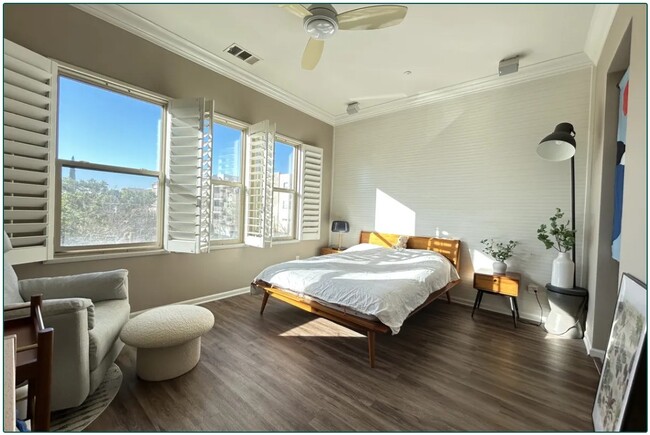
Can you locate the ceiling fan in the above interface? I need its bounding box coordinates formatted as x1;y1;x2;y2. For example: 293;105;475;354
280;4;408;70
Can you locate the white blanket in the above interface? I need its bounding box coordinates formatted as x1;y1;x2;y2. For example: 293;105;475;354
254;244;460;334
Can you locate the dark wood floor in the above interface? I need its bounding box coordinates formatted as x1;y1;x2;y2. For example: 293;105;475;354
87;294;599;431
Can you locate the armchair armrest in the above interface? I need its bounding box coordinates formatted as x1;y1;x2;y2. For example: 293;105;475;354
19;269;128;303
4;298;95;329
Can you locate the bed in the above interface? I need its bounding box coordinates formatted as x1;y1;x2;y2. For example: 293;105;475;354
251;231;461;367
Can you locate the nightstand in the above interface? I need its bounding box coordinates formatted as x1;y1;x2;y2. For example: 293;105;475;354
320;247;346;255
472;270;521;327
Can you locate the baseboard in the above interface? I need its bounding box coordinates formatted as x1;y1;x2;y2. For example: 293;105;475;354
583;333;606;360
130;287;250;317
452;294;545;324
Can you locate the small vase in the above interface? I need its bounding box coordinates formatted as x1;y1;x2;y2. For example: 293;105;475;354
551;252;574;288
493;261;507;274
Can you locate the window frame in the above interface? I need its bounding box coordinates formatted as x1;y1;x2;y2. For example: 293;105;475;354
54;66;168;255
272;134;300;241
210;114;248;246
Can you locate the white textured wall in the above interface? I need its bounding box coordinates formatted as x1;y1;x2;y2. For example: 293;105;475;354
331;69;592;320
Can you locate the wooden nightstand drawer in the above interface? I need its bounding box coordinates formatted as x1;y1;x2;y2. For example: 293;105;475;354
320;247;345;255
474;273;520;297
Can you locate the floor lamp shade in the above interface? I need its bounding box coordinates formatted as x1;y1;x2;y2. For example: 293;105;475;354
537;122;576;161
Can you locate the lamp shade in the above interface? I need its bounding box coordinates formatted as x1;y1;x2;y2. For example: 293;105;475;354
331;221;349;233
537;122;576;161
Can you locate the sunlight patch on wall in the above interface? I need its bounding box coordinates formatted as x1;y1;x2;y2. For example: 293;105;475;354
471;249;497;271
374;189;415;235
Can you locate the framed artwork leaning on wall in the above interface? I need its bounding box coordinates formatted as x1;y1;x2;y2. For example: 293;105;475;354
592;273;647;431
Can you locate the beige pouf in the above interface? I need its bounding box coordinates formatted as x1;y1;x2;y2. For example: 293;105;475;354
120;305;214;381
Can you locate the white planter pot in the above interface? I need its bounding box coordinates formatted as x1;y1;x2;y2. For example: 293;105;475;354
493;261;507;274
551;252;574;288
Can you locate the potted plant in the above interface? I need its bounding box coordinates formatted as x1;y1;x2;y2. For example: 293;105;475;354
537;208;576;288
480;238;518;274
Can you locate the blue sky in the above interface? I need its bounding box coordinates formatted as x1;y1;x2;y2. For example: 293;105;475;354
59;76;292;189
58;76;161;171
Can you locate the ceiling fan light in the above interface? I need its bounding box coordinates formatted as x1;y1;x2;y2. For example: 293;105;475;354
304;15;338;40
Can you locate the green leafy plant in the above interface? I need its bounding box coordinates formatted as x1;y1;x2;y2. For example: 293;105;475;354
480;238;518;262
537;208;575;252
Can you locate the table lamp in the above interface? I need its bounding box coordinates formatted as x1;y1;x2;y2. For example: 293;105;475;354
331;221;349;250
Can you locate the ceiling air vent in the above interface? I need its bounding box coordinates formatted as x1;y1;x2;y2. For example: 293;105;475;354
224;43;261;65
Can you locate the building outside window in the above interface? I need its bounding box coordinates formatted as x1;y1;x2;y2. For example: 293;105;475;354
211;118;245;244
272;139;297;239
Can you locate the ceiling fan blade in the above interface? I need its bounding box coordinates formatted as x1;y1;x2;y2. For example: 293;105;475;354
337;5;408;30
301;38;324;70
279;4;312;18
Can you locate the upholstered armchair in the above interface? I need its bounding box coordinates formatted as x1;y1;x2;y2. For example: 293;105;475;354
3;233;131;411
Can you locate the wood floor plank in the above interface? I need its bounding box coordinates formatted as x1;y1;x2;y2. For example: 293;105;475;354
86;294;598;431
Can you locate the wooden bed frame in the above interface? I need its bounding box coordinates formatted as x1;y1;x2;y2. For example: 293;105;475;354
253;231;461;367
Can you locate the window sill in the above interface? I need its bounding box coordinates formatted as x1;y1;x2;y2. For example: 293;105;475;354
210;243;246;250
46;249;169;264
272;239;300;245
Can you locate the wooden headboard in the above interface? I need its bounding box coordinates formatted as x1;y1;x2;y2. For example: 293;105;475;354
359;231;461;269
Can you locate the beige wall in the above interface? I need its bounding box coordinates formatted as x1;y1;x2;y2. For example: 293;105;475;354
585;4;647;351
332;69;592;321
4;4;334;311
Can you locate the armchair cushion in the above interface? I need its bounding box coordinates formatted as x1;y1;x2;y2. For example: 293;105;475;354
4;262;22;304
19;269;129;303
3;232;22;304
88;299;130;371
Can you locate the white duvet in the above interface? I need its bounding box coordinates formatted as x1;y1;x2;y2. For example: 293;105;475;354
254;244;460;334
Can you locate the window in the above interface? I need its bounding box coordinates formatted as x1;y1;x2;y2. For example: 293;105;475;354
272;139;298;239
56;72;166;251
211;118;246;244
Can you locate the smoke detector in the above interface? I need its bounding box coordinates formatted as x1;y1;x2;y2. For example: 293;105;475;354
499;56;519;76
346;102;360;115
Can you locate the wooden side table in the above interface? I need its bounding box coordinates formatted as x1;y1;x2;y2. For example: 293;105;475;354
3;295;53;431
320;247;346;255
472;270;521;327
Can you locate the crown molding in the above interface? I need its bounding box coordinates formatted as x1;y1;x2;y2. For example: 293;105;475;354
74;4;336;126
335;53;594;125
75;4;596;129
584;4;619;65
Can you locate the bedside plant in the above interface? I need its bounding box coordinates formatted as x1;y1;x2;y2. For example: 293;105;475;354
537;208;575;252
537;208;575;289
480;238;518;274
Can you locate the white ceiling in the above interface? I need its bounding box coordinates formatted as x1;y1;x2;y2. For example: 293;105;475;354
84;4;597;123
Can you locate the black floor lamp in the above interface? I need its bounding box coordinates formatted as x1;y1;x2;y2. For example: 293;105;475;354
537;122;577;286
537;122;588;338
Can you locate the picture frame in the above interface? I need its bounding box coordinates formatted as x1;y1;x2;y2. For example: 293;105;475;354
592;273;647;431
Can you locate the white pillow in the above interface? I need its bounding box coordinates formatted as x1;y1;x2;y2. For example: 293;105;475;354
344;243;385;253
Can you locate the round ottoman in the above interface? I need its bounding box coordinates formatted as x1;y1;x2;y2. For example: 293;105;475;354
120;305;214;381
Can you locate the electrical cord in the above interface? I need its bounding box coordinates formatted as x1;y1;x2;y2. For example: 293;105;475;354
518;289;544;327
541;294;588;335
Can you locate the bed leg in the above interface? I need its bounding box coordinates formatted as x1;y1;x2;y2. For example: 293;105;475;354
446;291;452;304
260;291;270;315
367;331;376;368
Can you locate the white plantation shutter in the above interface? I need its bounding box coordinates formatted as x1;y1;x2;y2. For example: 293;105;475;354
298;144;323;240
164;98;213;253
3;39;56;264
244;120;275;248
